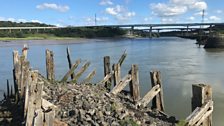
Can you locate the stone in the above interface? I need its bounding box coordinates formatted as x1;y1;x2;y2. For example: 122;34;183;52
53;119;68;126
69;110;76;116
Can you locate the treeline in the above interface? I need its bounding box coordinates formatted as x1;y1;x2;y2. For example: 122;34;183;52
0;21;127;38
51;27;126;38
0;21;53;27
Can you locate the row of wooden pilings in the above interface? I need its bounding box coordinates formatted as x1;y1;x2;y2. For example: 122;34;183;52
4;45;213;126
100;52;213;126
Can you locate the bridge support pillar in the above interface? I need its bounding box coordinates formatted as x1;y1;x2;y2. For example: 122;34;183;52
186;25;189;36
9;29;11;33
149;26;152;38
131;26;134;36
209;25;212;35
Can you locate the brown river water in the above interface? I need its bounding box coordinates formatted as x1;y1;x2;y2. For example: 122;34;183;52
0;37;223;125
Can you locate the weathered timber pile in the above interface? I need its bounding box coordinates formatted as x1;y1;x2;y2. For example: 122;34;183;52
43;82;175;126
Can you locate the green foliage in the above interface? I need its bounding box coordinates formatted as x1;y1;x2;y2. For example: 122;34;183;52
176;120;187;126
0;21;127;38
119;118;139;126
52;27;126;38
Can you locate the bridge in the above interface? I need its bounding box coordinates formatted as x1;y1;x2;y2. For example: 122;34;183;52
0;22;224;37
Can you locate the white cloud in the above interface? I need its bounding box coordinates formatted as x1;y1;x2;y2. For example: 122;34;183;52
105;5;123;15
151;0;207;17
84;17;109;25
188;16;195;21
0;17;43;24
31;20;42;23
8;18;16;22
106;8;118;15
105;5;136;21
99;0;113;6
215;10;223;14
18;19;27;22
36;3;69;12
209;16;221;22
161;18;177;23
194;11;207;16
151;3;187;17
190;1;207;10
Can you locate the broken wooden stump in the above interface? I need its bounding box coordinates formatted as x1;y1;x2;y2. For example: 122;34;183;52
110;74;132;95
7;79;10;98
25;71;43;126
150;71;164;111
66;47;74;79
22;44;28;59
104;56;112;91
113;64;121;86
117;50;127;66
129;64;140;103
81;69;96;84
188;84;213;126
136;85;160;108
60;59;81;82
186;100;213;126
72;61;90;82
97;71;114;85
46;49;55;82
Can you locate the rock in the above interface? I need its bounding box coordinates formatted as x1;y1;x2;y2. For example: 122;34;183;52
105;111;111;116
87;109;95;116
69;110;75;116
40;83;175;126
53;119;68;126
111;121;120;126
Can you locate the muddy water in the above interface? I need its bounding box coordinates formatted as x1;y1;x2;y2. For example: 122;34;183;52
0;37;223;125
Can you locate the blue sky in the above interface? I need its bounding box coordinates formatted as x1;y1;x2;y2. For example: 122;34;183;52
0;0;223;26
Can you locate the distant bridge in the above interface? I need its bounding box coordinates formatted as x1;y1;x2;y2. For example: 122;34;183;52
0;22;223;37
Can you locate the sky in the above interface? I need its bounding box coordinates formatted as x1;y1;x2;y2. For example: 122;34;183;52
0;0;223;26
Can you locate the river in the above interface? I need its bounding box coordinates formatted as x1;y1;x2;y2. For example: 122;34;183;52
0;37;223;125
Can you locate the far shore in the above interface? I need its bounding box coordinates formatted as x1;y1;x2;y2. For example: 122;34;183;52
0;35;140;46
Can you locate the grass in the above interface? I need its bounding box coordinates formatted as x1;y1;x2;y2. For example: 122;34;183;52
176;120;187;126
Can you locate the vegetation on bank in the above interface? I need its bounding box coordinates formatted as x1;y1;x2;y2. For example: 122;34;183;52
0;21;127;40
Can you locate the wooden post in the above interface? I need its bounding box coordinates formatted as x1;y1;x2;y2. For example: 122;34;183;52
26;71;41;126
42;99;56;126
13;50;19;67
113;64;121;86
186;100;213;126
19;56;25;97
22;44;28;59
136;85;160;108
81;69;96;84
67;47;74;79
60;59;81;82
110;74;132;95
192;84;212;126
73;62;90;82
46;49;55;82
104;56;111;91
7;80;10;98
129;64;140;103
13;50;20;101
150;71;164;111
117;51;127;66
20;60;30;98
10;85;13;97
